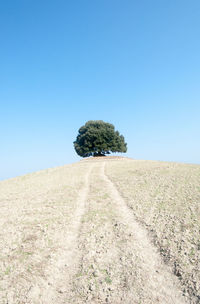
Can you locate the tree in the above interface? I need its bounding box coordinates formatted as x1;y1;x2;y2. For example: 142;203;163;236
74;120;127;157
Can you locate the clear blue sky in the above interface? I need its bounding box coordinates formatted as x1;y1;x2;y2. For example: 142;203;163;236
0;0;200;180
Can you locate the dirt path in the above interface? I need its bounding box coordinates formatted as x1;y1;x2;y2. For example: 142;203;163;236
101;162;187;303
63;161;187;304
33;163;94;304
0;163;94;304
1;159;189;303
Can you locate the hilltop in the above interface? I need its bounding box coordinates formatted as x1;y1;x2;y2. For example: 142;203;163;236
0;158;199;303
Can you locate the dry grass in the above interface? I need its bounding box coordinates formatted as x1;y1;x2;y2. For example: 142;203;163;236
0;157;199;303
106;159;200;301
0;162;89;303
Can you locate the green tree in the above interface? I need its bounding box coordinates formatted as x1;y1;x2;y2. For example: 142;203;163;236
74;120;127;157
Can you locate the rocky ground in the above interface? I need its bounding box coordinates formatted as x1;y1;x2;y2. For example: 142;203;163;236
0;157;199;303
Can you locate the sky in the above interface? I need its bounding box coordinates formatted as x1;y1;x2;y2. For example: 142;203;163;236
0;0;200;180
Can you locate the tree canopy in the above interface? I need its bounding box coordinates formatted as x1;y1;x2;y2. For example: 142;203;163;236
74;120;127;157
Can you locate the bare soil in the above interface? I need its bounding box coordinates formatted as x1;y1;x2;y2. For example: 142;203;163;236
105;159;200;303
0;157;199;303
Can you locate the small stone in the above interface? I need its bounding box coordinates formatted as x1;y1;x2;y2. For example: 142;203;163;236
89;284;94;291
93;271;98;277
58;288;65;294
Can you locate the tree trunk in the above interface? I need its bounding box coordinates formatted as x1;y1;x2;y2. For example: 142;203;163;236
93;152;106;157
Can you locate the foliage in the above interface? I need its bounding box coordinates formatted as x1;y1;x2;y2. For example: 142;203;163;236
74;120;127;157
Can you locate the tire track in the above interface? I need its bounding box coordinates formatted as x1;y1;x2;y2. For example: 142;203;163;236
13;159;189;303
65;163;125;303
25;163;94;304
65;161;188;303
101;162;187;304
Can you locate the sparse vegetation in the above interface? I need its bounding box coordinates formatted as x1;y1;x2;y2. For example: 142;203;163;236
106;159;200;302
0;157;199;303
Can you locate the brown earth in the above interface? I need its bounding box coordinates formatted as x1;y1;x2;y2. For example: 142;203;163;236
0;157;199;303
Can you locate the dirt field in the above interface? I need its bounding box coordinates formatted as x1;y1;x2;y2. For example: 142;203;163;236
0;157;199;303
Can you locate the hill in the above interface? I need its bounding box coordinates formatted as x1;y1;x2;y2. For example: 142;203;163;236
0;157;199;303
